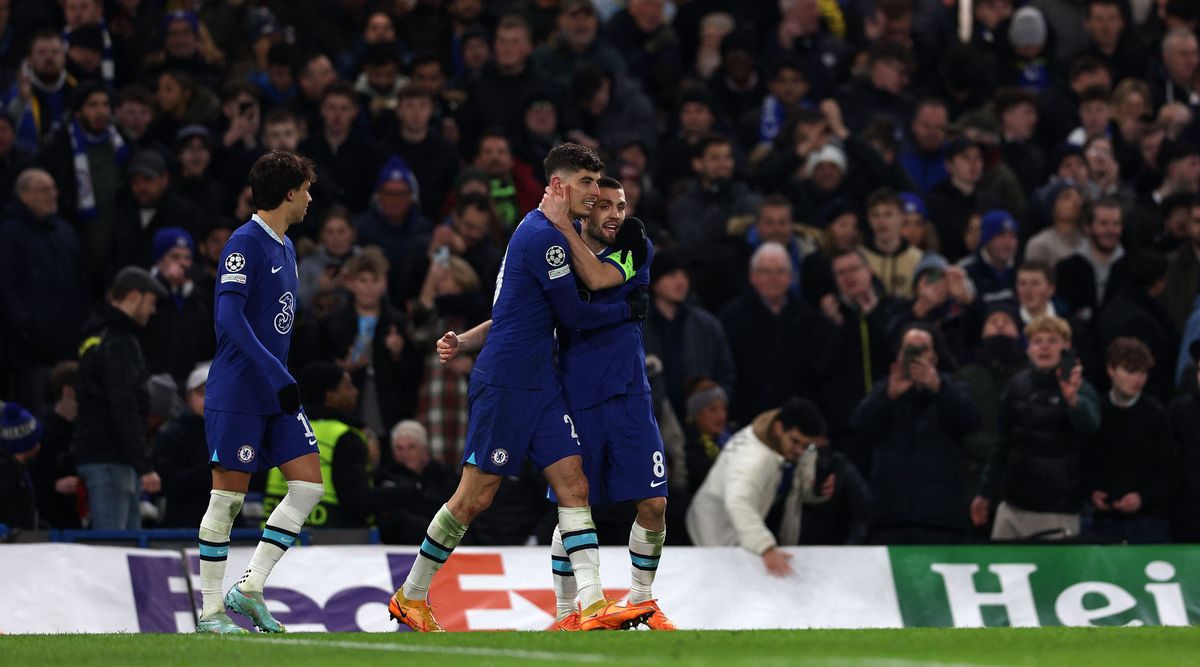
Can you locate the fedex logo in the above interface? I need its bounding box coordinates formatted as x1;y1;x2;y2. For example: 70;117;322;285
127;551;628;633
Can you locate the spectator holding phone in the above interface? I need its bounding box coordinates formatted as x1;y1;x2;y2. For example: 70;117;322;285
1086;338;1174;544
851;323;980;544
972;315;1101;540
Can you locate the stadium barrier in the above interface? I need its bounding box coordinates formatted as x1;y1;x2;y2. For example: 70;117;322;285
0;544;1196;633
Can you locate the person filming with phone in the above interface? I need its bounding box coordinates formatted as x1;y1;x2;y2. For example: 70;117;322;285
851;323;980;544
971;315;1101;540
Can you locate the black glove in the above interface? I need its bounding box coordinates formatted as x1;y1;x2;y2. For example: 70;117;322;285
615;216;648;272
277;382;301;414
626;287;650;321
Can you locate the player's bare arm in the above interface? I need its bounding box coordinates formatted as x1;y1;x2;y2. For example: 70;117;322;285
540;184;624;291
437;319;493;362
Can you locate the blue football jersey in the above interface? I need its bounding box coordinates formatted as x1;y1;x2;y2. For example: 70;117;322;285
472;209;581;390
206;215;299;414
558;238;654;410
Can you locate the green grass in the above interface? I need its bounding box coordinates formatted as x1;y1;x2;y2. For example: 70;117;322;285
5;628;1200;667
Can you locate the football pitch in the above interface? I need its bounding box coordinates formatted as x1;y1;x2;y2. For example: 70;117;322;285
6;627;1199;666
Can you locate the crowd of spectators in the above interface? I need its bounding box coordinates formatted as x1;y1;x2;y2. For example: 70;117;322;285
3;0;1200;556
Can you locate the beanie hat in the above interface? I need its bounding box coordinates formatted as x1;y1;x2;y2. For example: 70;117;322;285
900;192;927;219
1009;6;1047;49
0;402;42;455
650;249;686;287
979;210;1018;248
186;362;211;393
912;253;950;289
803;144;847;178
151;227;195;263
376;154;420;202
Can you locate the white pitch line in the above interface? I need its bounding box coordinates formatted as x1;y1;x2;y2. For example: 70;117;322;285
227;636;610;663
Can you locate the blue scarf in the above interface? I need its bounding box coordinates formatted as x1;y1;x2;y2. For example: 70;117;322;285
69;119;129;220
758;94;786;143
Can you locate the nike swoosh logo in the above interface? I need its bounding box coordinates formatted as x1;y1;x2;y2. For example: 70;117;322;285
271;266;283;273
650;480;667;488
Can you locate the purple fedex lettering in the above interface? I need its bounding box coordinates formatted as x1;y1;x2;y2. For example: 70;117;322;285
128;555;195;633
142;553;420;632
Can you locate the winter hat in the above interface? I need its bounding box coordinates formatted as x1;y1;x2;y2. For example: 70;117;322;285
803;144;847;178
376;155;420;201
163;10;199;35
0;402;42;455
984;300;1021;330
979;210;1018;248
1009;7;1047;49
900;192;928;219
650;249;687;287
912;253;950;289
68;24;106;53
151;227;195;263
147;374;183;421
186;362;211;393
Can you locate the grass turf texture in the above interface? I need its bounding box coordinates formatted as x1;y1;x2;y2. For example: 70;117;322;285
5;628;1199;666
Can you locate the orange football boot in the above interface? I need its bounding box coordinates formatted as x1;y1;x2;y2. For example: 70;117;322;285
388;590;446;632
639;600;677;631
550;611;581;631
579;598;655;631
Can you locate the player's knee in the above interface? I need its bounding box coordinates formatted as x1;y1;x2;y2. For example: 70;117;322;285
638;496;667;524
283;480;324;515
449;489;495;522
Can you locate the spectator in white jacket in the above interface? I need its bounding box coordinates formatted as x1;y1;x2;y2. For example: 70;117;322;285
686;398;834;577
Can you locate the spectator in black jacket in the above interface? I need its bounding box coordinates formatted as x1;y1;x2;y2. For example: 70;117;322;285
0;401;44;531
1087;338;1174;544
390;86;459;222
154;362;212;528
1054;197;1128;324
0;168;88;415
853;323;981;544
719;242;817;426
642;249;736;423
1096;249;1179;401
111;150;205;270
317;248;421;436
71;266;165;530
31;361;81;529
925;137;1005;262
972;314;1102;540
811;249;899;473
376;419;458;545
298;81;385;213
139;228;216;389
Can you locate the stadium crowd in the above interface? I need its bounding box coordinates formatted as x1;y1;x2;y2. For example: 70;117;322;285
2;0;1200;556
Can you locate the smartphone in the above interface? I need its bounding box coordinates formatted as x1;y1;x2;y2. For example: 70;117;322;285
238;101;254;116
923;268;944;284
901;344;922;380
1058;349;1077;378
433;245;450;266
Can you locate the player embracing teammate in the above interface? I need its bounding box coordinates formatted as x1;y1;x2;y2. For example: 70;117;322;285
431;154;675;630
388;143;656;632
